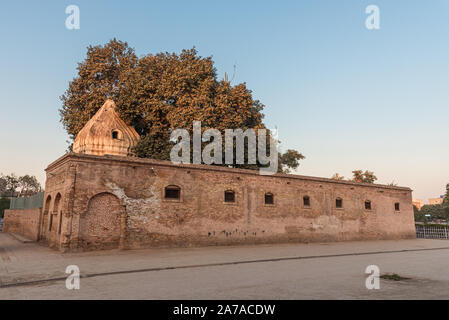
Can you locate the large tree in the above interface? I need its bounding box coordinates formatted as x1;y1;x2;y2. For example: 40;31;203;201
60;39;138;140
60;40;304;173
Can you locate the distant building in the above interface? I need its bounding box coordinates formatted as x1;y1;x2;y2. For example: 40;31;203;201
429;197;444;205
412;199;424;210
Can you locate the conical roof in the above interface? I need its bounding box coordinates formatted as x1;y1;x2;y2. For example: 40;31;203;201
73;100;140;157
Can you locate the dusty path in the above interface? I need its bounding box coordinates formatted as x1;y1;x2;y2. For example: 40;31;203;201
1;233;449;299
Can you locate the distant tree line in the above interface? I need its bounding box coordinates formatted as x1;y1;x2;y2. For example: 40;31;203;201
331;170;378;184
0;173;42;197
0;173;42;218
414;184;449;223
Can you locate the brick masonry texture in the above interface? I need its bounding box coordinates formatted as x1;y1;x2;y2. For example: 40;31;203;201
3;208;42;241
32;152;416;252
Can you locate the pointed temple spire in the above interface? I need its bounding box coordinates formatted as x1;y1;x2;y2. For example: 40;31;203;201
73;100;140;157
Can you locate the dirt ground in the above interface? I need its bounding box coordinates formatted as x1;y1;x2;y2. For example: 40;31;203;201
1;233;449;299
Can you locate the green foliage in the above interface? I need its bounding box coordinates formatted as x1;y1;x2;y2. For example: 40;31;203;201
3;173;19;197
60;40;305;173
0;197;10;218
279;149;305;173
444;183;449;217
420;223;449;228
0;173;42;197
380;274;409;281
60;38;138;140
414;205;426;223
414;183;449;223
18;175;42;196
351;170;377;184
0;177;6;195
419;204;448;220
132;132;173;160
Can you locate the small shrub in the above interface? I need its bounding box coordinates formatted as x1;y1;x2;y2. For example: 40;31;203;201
380;273;409;281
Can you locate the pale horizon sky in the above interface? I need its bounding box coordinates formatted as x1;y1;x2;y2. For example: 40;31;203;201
1;0;449;201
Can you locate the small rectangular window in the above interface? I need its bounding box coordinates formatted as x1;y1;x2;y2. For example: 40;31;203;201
224;191;235;203
365;201;372;210
303;196;310;207
395;202;400;211
165;186;180;200
336;198;343;208
265;193;274;205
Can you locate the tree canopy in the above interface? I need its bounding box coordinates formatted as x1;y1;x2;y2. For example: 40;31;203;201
351;170;377;184
414;184;449;223
279;150;305;173
0;173;42;197
330;170;378;183
60;39;138;139
60;39;304;173
419;204;448;221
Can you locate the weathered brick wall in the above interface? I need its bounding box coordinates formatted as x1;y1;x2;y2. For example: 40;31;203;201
3;208;42;241
79;192;123;250
45;153;416;251
40;163;74;249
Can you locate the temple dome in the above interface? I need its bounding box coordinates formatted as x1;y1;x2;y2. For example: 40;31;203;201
73;100;140;157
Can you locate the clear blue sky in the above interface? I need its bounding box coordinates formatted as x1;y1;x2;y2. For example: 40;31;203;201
1;0;448;201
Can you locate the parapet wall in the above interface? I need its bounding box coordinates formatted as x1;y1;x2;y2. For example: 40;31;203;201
43;153;416;251
3;208;42;241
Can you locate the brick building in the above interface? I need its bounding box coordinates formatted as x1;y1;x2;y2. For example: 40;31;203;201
4;100;416;251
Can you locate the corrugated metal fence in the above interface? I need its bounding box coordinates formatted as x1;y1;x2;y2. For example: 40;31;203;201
9;192;44;210
416;224;449;239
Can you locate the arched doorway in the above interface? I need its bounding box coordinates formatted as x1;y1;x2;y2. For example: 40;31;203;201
79;192;123;250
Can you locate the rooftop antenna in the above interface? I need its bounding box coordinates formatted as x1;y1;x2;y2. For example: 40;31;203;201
230;64;236;83
224;64;237;84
